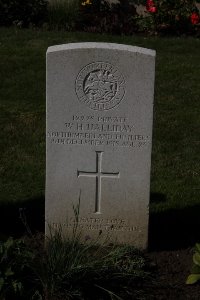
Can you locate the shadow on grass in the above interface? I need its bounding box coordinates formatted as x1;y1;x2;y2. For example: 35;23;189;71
149;193;200;251
0;197;45;240
0;194;199;251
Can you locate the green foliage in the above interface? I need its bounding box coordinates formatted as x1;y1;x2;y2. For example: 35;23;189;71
0;238;21;297
30;226;150;299
0;0;200;35
0;203;150;299
145;0;200;35
0;237;34;299
79;0;139;34
0;0;48;27
47;0;140;34
186;243;200;285
0;231;150;299
48;0;81;30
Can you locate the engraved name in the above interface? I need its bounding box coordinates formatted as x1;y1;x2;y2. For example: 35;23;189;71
48;114;150;149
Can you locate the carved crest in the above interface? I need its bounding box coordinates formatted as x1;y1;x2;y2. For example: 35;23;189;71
75;62;125;111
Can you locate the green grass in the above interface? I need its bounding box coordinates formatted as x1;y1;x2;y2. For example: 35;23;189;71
0;27;199;222
0;223;150;299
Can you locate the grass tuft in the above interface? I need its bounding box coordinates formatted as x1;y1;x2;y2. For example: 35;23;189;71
30;226;150;299
0;225;151;299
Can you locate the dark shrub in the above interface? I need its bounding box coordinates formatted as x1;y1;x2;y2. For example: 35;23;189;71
0;0;48;27
47;0;80;31
78;0;139;35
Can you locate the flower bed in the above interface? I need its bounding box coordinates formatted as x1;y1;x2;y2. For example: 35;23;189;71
0;0;200;36
143;0;200;34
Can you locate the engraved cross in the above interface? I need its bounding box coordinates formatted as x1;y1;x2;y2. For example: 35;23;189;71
77;151;120;214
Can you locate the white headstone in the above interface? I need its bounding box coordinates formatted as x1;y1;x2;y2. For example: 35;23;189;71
46;43;156;249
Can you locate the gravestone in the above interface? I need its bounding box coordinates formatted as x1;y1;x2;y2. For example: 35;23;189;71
46;43;156;249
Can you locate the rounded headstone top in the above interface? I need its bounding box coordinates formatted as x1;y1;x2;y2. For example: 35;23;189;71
47;42;156;57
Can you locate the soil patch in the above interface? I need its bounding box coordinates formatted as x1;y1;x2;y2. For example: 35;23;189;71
145;248;200;299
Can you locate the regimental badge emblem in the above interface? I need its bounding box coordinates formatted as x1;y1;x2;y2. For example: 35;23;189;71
75;62;125;111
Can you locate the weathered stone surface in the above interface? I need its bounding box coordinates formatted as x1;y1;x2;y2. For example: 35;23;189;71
46;42;156;249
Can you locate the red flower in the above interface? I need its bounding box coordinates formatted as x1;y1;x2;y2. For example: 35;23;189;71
190;12;200;25
146;0;157;13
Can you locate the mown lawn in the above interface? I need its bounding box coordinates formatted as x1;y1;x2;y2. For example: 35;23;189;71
0;27;199;246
